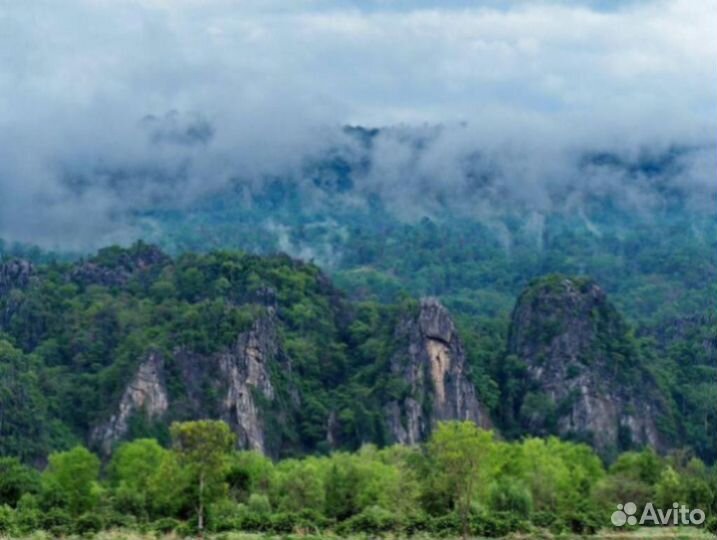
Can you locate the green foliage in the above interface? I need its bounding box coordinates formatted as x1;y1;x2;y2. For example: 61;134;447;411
0;420;713;536
41;446;100;516
170;420;235;531
0;241;714;462
0;459;41;508
428;422;494;538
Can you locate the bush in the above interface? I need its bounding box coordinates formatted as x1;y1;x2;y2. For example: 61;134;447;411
41;507;72;537
208;499;243;531
488;478;533;519
0;504;17;535
471;511;526;537
150;517;181;533
531;510;558;528
175;520;197;537
247;493;271;515
74;511;104;534
268;511;298;533
237;511;271;532
14;494;41;534
101;509;137;530
429;512;460;536
336;505;400;535
705;516;717;534
564;509;601;534
402;512;432;535
295;508;331;532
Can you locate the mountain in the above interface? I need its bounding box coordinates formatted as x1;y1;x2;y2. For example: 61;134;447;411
2;243;712;464
505;275;669;458
0;244;492;460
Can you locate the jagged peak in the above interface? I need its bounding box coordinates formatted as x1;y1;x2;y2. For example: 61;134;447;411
417;297;455;344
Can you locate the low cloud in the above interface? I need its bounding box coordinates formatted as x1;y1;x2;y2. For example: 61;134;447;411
0;0;714;250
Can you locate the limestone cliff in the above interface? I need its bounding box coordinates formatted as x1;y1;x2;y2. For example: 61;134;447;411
384;298;491;444
507;275;667;454
91;351;169;455
93;313;294;456
0;260;35;327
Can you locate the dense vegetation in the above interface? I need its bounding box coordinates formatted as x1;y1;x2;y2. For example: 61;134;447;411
0;242;715;465
1;144;715;538
0;420;715;538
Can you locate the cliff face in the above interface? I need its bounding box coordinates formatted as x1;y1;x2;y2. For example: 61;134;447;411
0;260;35;327
0;260;35;295
93;313;294;457
71;244;169;288
507;276;665;454
384;298;491;445
91;351;169;455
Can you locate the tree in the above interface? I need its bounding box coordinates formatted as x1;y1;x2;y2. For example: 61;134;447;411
170;420;235;533
0;341;49;462
42;446;100;516
428;421;494;539
108;438;168;518
0;458;41;507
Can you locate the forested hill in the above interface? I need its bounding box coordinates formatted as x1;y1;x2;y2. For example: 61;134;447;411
0;243;714;464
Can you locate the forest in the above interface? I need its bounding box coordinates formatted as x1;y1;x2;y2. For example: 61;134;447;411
0;420;715;538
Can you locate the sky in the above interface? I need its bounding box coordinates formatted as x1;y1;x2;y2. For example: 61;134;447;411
0;0;715;249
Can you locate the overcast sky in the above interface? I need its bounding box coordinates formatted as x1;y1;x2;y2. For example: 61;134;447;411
0;0;715;248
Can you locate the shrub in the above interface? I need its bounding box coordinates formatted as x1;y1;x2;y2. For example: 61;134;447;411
402;512;432;535
488;478;533;519
247;493;271;515
564;509;601;534
429;512;460;536
41;507;72;536
268;511;298;533
336;505;400;535
0;504;17;535
74;511;104;534
531;510;558;528
208;499;243;531
705;516;717;534
471;511;527;537
150;517;181;534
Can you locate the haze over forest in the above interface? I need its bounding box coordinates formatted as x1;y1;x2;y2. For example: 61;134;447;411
0;2;715;538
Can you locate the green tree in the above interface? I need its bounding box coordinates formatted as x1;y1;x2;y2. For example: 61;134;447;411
428;421;494;539
42;446;101;516
170;420;235;533
0;458;41;507
108;438;168;519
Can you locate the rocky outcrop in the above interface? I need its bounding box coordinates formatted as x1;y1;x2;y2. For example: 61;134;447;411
71;244;169;287
0;260;35;328
508;275;665;454
384;298;491;445
217;315;285;453
92;314;293;456
92;351;169;455
0;259;35;295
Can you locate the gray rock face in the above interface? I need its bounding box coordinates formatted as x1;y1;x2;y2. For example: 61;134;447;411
71;245;169;287
384;298;491;445
93;313;293;456
0;260;34;296
508;276;664;454
0;260;35;327
91;351;169;455
218;315;283;453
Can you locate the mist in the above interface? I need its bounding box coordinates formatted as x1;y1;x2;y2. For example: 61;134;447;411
0;0;715;250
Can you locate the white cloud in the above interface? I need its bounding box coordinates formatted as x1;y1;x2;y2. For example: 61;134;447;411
0;0;714;248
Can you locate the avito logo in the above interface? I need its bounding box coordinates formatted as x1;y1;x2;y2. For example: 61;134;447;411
612;502;705;527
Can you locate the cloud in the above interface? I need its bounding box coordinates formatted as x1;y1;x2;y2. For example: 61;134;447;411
0;0;714;249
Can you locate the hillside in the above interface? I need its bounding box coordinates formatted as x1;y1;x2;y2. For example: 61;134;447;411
1;244;713;463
